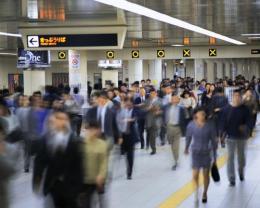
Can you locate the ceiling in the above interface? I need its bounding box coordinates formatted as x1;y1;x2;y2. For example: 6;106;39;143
1;0;260;51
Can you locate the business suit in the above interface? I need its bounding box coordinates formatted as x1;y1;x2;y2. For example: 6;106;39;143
117;107;139;178
134;96;147;149
164;104;186;167
145;97;162;154
33;133;83;208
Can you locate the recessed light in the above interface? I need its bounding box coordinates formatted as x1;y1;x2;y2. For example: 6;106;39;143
0;53;17;56
241;34;260;36
171;44;184;47
95;0;246;45
0;32;22;37
247;37;260;40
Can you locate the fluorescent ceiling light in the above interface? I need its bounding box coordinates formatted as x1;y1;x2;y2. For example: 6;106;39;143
95;0;246;45
247;37;260;40
0;32;22;37
241;34;260;36
171;44;184;47
0;53;17;56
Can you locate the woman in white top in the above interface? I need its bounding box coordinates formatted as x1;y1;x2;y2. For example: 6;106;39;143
180;90;197;120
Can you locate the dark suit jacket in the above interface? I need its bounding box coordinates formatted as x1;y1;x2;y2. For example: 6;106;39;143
84;105;121;143
164;104;187;136
33;133;83;197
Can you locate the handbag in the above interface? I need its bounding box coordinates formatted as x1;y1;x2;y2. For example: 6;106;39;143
211;162;220;182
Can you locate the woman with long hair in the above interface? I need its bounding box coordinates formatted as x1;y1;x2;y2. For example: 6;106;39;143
185;107;218;204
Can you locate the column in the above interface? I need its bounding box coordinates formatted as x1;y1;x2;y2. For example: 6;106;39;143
69;50;88;100
143;60;149;80
224;60;231;79
166;60;174;79
128;60;143;85
236;60;244;77
148;60;162;89
185;59;195;78
206;60;215;83
216;60;223;79
194;59;205;81
23;70;46;96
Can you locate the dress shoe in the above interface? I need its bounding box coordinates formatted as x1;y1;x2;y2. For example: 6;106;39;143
150;151;156;155
229;181;236;187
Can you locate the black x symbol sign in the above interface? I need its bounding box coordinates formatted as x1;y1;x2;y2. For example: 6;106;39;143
183;49;191;57
209;49;217;56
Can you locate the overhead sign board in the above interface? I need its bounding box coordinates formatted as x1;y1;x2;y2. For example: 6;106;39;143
183;49;191;57
209;48;217;57
157;50;165;58
251;49;260;54
27;34;118;48
17;49;50;68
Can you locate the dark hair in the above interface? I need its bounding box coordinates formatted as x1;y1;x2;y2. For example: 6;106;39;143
85;121;100;129
193;107;208;119
73;87;79;94
98;91;108;99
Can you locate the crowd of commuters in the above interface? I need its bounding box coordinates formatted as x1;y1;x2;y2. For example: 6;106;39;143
0;74;259;207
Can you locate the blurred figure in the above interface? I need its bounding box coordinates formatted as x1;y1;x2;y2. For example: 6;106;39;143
222;90;252;186
134;87;147;149
33;111;83;208
117;98;139;179
80;121;108;208
185;108;217;204
243;89;258;135
145;88;162;155
0;122;18;208
165;94;187;170
63;91;82;136
15;95;31;172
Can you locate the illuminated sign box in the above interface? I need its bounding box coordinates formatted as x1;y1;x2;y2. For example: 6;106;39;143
27;34;118;48
17;49;50;68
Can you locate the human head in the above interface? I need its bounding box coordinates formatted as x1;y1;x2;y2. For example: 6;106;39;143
193;107;207;123
139;87;146;97
97;91;109;106
232;90;242;106
149;88;157;99
171;94;180;105
84;121;101;138
73;87;79;94
49;111;70;132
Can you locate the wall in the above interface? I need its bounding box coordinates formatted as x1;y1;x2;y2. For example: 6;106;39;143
0;56;22;88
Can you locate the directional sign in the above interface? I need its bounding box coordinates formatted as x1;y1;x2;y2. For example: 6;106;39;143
251;49;260;55
131;50;140;58
157;50;165;58
183;49;191;57
106;51;115;59
58;51;67;60
27;34;118;48
209;48;217;57
27;36;39;48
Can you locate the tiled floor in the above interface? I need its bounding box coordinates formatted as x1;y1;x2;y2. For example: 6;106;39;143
8;123;260;208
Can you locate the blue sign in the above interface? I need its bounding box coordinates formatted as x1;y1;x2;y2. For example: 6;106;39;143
17;49;50;68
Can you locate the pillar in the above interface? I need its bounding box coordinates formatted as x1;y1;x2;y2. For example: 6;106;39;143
69;50;88;100
216;60;223;79
236;60;244;77
166;60;174;79
148;60;162;89
128;60;143;85
224;61;231;79
143;60;149;80
194;59;205;81
23;70;46;96
185;59;195;78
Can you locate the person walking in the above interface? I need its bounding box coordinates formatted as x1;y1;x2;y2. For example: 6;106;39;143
165;94;186;170
185;107;217;204
221;90;252;186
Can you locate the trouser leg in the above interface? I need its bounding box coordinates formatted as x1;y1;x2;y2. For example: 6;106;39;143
237;139;247;176
24;138;31;171
149;128;156;152
160;125;166;145
138;120;145;148
227;139;236;181
126;145;134;177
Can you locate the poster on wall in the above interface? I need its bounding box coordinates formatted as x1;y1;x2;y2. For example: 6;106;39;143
69;53;80;69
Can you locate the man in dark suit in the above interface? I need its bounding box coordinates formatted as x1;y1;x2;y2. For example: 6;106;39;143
33;111;83;208
85;91;122;148
164;93;187;170
134;87;147;149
